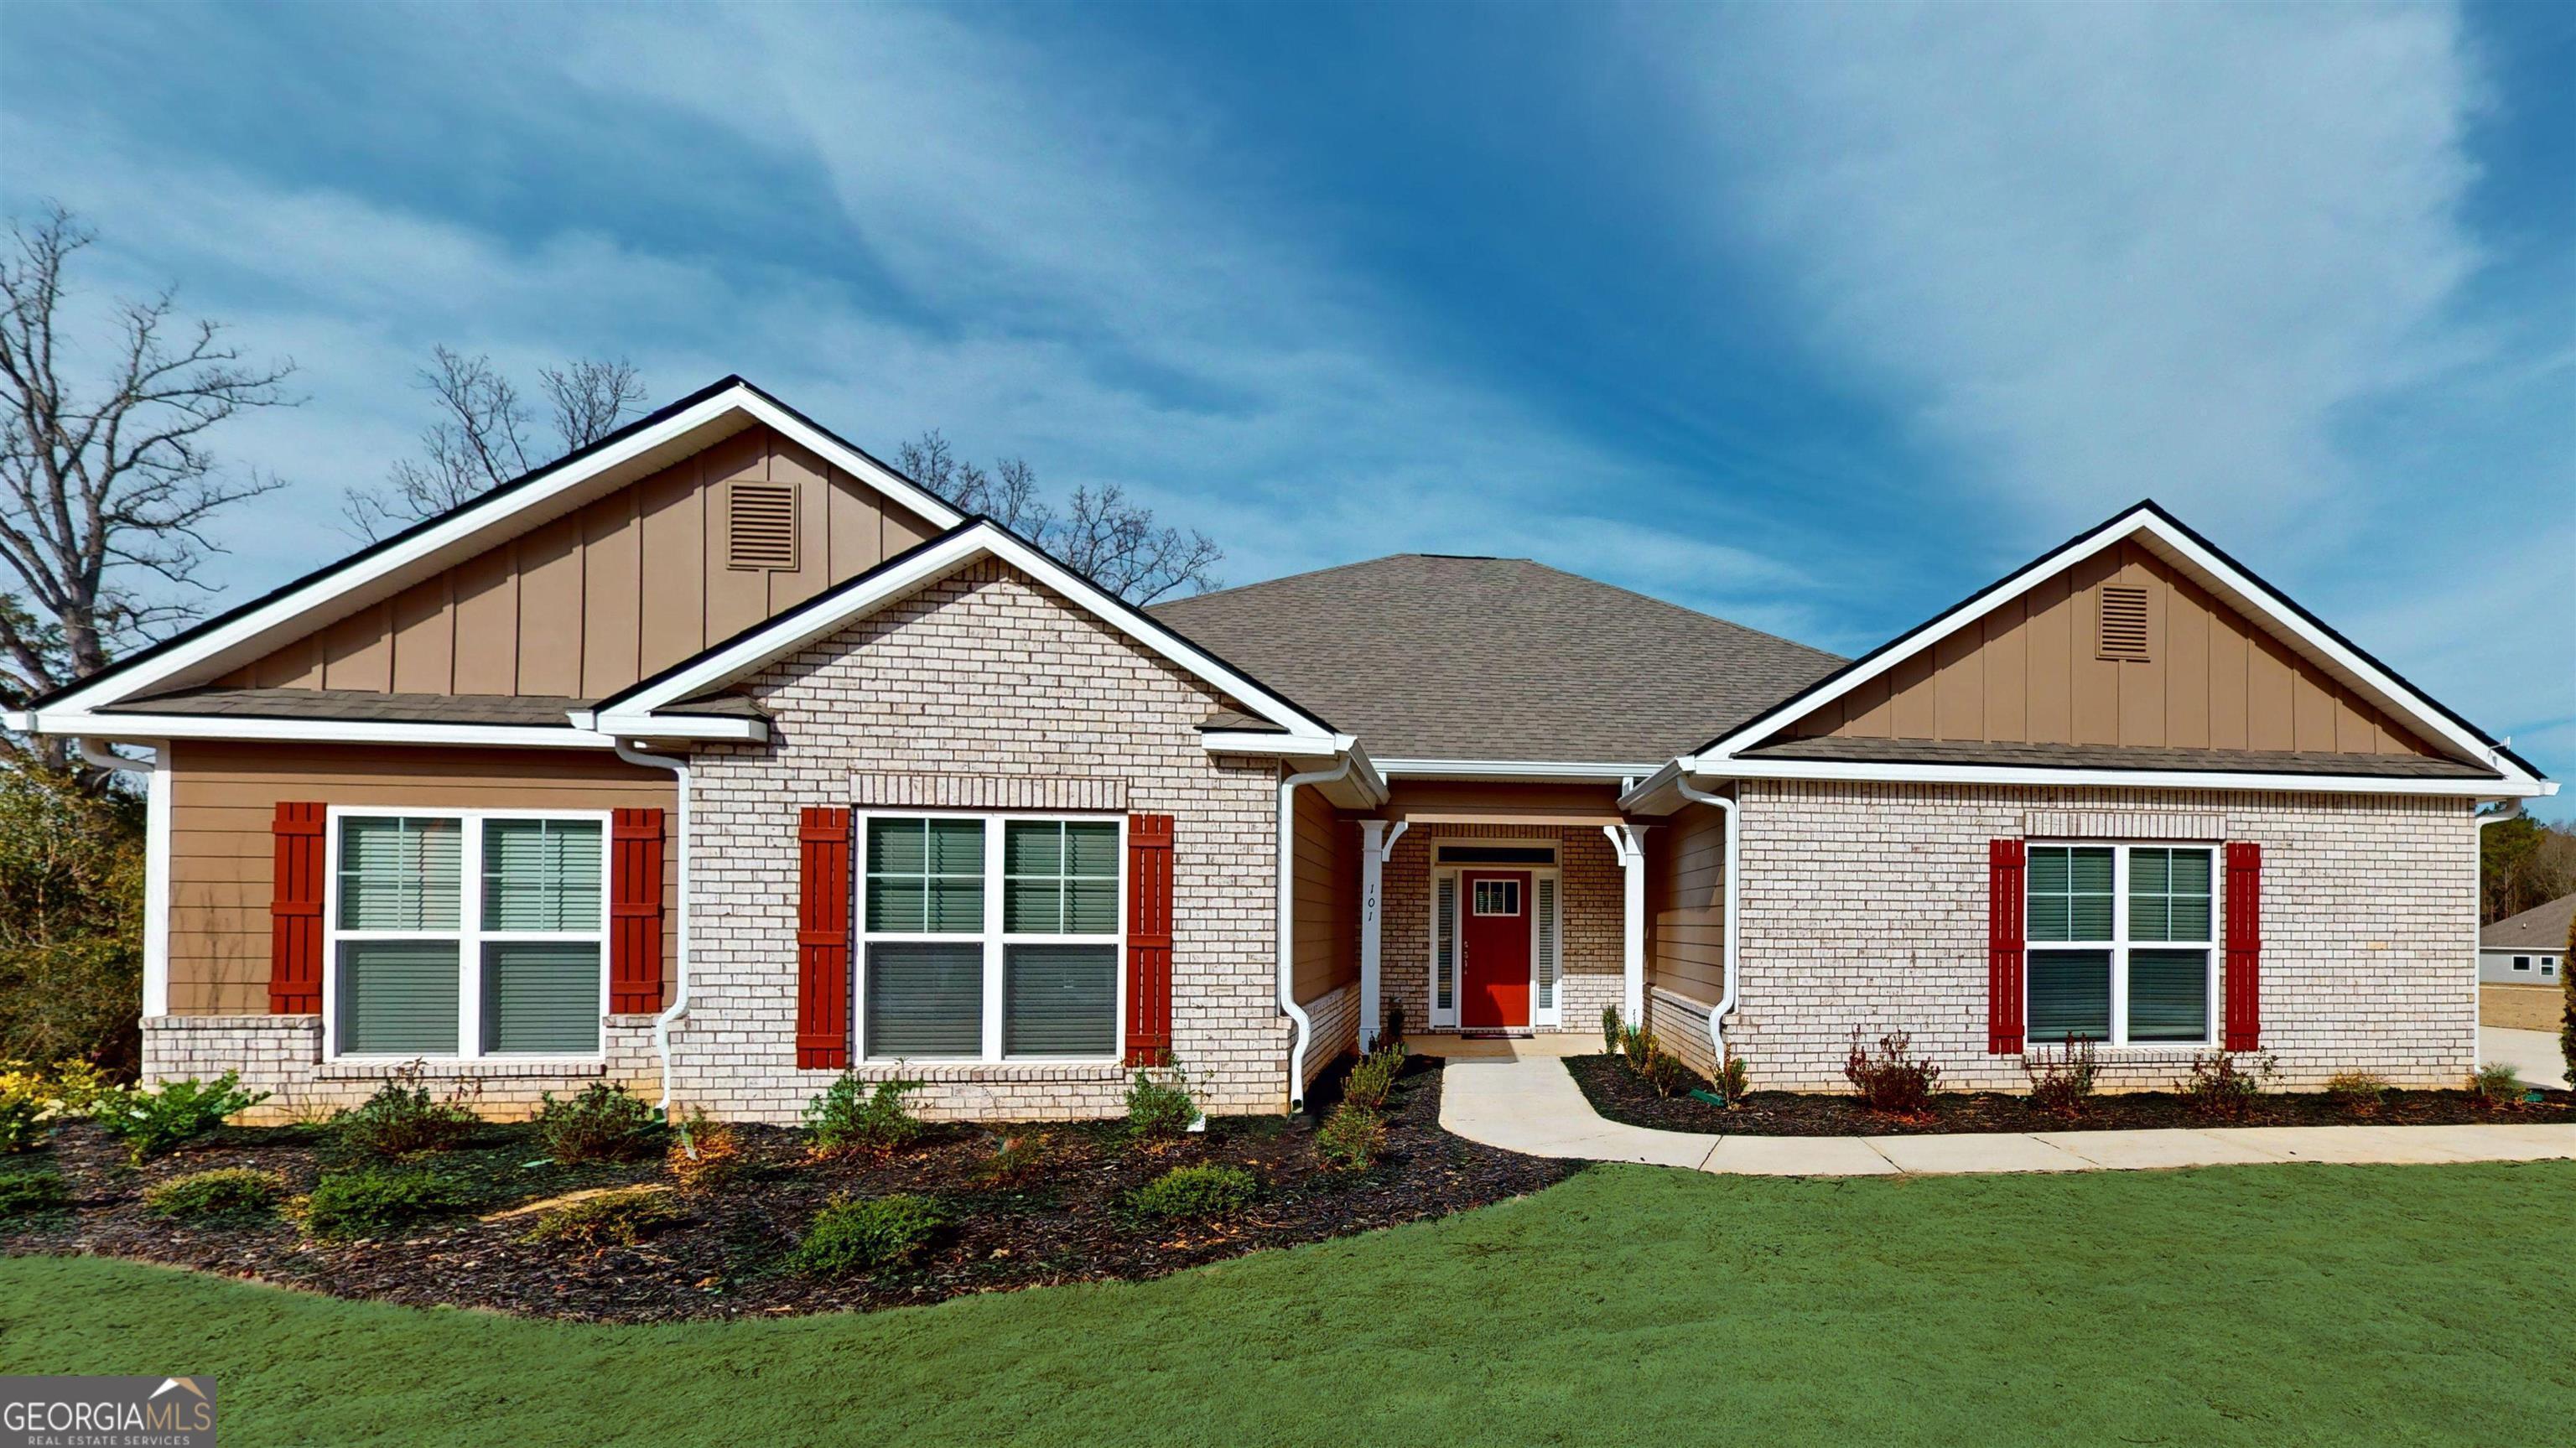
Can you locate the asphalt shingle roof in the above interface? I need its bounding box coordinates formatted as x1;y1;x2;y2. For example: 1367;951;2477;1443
1149;554;1843;764
2482;892;2576;952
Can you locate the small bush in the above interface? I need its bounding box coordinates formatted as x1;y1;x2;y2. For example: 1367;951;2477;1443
1130;1163;1257;1222
1343;1049;1404;1111
1316;1101;1387;1171
0;1170;68;1218
143;1167;287;1220
89;1072;269;1163
1125;1069;1197;1142
301;1167;478;1240
666;1108;745;1192
1843;1029;1941;1118
2022;1035;2099;1119
2178;1050;2277;1121
1633;1039;1690;1098
525;1187;686;1248
787;1194;945;1275
1379;1000;1406;1051
534;1083;663;1164
1618;1022;1650;1064
972;1132;1050;1187
1718;1046;1749;1106
803;1076;926;1158
2470;1063;2524;1108
1601;1006;1622;1056
2324;1071;2390;1111
335;1065;478;1157
1;1059;112;1152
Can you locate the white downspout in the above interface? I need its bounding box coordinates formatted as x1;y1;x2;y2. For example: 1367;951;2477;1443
80;739;171;1021
615;740;692;1115
1280;755;1355;1113
1674;776;1741;1097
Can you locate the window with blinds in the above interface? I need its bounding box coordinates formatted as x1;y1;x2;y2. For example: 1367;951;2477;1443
725;481;798;570
2025;843;2213;1048
865;817;984;932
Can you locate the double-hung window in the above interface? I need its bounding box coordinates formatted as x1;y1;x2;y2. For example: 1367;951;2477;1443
860;815;1121;1061
330;812;607;1059
2025;843;2215;1048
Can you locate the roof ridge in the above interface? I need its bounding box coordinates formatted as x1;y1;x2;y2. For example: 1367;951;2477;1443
1507;558;1846;664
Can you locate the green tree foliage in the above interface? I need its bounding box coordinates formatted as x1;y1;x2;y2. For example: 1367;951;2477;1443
2480;814;2576;924
0;766;143;1074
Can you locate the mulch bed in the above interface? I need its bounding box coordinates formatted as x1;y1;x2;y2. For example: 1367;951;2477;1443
0;1056;1571;1323
1567;1053;2576;1136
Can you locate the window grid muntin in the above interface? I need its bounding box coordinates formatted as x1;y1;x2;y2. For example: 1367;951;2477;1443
2024;841;2217;1051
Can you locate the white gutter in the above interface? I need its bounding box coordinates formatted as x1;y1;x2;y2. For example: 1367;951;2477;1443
1279;755;1358;1113
80;739;172;1020
614;740;693;1114
1672;774;1742;1100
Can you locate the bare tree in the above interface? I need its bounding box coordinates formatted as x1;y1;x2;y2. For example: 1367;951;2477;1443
343;349;645;541
0;206;296;766
897;430;1222;604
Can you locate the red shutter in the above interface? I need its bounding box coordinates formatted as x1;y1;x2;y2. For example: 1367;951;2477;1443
1124;813;1175;1066
269;802;326;1015
796;807;853;1070
2225;841;2262;1051
1987;838;2026;1054
610;808;666;1015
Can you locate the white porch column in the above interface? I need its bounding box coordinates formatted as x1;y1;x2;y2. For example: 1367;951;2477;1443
1358;819;1387;1051
1603;823;1648;1024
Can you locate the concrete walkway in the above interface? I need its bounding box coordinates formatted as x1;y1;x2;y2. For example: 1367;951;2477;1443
1428;1037;2576;1176
2481;1025;2573;1091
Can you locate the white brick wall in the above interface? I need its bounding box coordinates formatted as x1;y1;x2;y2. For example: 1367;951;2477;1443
673;559;1288;1123
1725;781;2480;1092
141;1014;662;1122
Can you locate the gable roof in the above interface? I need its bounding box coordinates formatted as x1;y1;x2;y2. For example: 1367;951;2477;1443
21;376;966;719
2482;892;2576;952
1146;554;1843;768
1691;501;2547;791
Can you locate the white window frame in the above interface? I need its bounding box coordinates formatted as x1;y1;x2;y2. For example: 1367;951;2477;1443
1426;842;1563;1031
2023;839;2222;1052
2515;957;2533;972
321;807;612;1063
853;809;1126;1065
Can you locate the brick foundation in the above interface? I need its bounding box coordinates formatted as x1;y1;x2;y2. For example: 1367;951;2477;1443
141;1014;662;1122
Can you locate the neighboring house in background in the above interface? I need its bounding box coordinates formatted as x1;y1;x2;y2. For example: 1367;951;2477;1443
7;378;2557;1121
2479;892;2571;986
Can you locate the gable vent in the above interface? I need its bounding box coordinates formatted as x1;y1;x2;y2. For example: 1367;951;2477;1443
726;482;799;571
2098;585;2150;661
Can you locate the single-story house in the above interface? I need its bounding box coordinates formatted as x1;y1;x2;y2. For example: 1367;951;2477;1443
2479;892;2571;986
9;378;2557;1120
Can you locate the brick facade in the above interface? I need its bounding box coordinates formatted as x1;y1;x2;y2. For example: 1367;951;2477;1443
142;1014;662;1123
1376;823;1627;1035
1722;781;2479;1092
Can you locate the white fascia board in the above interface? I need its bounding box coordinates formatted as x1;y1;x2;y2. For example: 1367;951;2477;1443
1200;731;1337;755
1698;506;2546;790
1688;755;2552;799
607;523;1335;743
27;712;622;750
29;383;964;720
1374;757;1659;781
585;712;769;744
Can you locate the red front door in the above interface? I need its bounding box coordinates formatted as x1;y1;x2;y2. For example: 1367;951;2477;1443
1459;870;1533;1029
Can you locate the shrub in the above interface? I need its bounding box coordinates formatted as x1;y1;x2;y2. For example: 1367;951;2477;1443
2563;902;2574;1090
1843;1029;1941;1118
2022;1035;2098;1120
2470;1063;2524;1108
1633;1039;1690;1098
1601;1006;1622;1056
972;1131;1050;1187
334;1064;478;1157
787;1194;946;1275
2178;1050;2277;1121
666;1108;744;1192
525;1187;686;1248
0;765;146;1077
1379;999;1406;1051
2;1057;114;1150
144;1167;287;1219
1618;1022;1650;1065
1718;1046;1749;1106
534;1083;663;1163
0;1169;68;1218
301;1167;478;1240
1124;1069;1197;1142
89;1072;268;1163
802;1076;926;1158
1343;1049;1403;1111
2324;1071;2390;1111
1316;1101;1387;1171
1130;1163;1257;1222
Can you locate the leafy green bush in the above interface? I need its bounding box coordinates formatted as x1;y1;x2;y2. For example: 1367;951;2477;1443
301;1168;478;1240
1342;1049;1404;1111
971;1132;1049;1187
666;1108;744;1192
0;1169;68;1218
1130;1163;1256;1222
2178;1050;2277;1121
335;1067;478;1157
144;1167;288;1219
1316;1101;1386;1171
88;1072;268;1163
802;1076;925;1158
1601;1005;1621;1056
1;1058;112;1152
1124;1069;1196;1142
1843;1029;1941;1118
524;1187;685;1248
1633;1041;1690;1098
787;1194;946;1275
2324;1071;2390;1111
2022;1035;2099;1119
533;1083;663;1163
1718;1046;1749;1106
2470;1063;2524;1107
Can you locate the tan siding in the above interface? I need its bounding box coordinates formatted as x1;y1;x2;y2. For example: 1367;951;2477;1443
1291;786;1355;1002
1784;540;2444;760
226;424;940;701
165;742;678;1017
1649;804;1727;1001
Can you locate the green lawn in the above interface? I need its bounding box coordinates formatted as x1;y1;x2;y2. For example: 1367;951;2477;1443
8;1161;2573;1446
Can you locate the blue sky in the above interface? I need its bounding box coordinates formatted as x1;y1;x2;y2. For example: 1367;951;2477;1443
3;1;2568;808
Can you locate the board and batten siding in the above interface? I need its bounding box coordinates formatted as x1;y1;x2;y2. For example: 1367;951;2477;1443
221;424;940;699
166;741;678;1015
1783;540;2439;757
